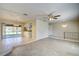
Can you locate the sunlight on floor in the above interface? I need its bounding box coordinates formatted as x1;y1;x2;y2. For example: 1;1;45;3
0;36;25;55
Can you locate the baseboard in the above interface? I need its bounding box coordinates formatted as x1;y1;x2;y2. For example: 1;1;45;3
50;37;79;42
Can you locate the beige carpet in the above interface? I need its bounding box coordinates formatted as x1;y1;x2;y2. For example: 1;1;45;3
7;37;79;56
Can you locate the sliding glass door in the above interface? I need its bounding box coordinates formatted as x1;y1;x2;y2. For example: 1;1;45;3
3;24;22;39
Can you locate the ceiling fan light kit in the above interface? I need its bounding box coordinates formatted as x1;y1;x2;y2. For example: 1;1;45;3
49;17;55;21
48;11;61;21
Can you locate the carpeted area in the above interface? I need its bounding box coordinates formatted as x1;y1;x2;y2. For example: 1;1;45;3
7;37;79;56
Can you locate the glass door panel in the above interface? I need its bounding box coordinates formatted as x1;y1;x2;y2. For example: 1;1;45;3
3;25;22;39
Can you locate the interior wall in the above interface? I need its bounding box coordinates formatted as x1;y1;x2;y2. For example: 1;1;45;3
36;19;49;40
48;23;54;36
51;19;79;39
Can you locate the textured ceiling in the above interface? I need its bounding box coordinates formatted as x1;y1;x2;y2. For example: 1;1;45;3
0;3;79;22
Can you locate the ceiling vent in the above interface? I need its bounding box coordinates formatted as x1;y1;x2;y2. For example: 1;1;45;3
23;13;28;16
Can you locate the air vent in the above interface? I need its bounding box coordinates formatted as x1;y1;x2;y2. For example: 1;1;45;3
24;13;28;16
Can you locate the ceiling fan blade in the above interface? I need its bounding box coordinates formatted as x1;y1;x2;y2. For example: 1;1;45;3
53;17;58;19
54;15;61;17
48;10;58;16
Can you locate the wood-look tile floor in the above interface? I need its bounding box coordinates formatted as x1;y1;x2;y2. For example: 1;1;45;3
7;37;79;56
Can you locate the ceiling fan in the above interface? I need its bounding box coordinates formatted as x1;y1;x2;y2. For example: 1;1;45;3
47;12;61;21
38;11;61;21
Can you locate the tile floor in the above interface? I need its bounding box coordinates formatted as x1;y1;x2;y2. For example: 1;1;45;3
0;36;33;55
7;37;79;56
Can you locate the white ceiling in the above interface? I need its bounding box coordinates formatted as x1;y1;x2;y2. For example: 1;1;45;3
0;3;79;22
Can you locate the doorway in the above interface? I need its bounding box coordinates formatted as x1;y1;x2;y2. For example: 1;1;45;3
1;23;22;45
2;24;22;39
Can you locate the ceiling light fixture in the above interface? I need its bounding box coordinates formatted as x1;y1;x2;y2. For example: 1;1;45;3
49;17;55;21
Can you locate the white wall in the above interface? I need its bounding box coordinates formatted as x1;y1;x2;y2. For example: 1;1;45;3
51;19;79;39
36;19;49;40
48;23;53;36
